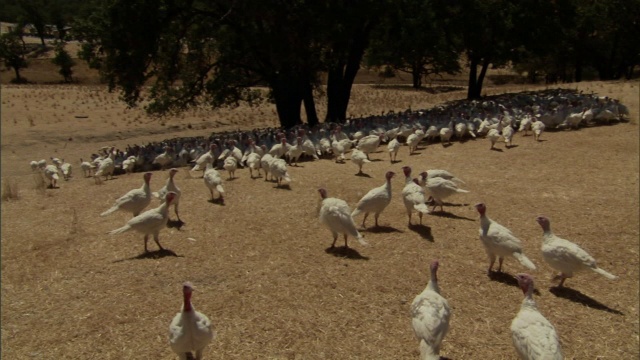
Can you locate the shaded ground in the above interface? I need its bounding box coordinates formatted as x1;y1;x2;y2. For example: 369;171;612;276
1;80;639;359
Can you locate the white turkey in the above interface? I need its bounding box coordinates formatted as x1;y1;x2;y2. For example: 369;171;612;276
532;118;545;142
101;172;153;217
439;121;453;146
286;137;304;166
317;188;368;248
502;123;515;148
43;164;60;188
29;160;38;171
191;144;218;177
351;171;395;228
108;191;176;252
419;169;465;185
269;138;290;158
269;158;291;187
357;133;383;159
223;156;238;180
260;152;275;182
401;166;431;225
487;121;504;150
424;125;439;142
475;203;536;275
203;162;225;204
411;260;451;360
122;156;137;175
169;282;215;360
511;273;563;360
153;168;182;222
536;216;617;287
406;132;421;155
350;149;371;175
79;158;93;177
518;115;532;136
94;146;116;183
153;146;174;170
246;152;262;178
387;137;401;163
419;172;469;212
59;161;72;181
454;121;468;141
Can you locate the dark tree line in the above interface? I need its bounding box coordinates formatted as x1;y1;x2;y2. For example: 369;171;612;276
3;0;638;127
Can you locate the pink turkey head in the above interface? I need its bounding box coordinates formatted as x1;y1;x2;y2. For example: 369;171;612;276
412;178;420;185
281;138;287;144
515;273;534;295
430;260;439;280
210;144;217;151
385;171;396;181
536;216;551;231
474;203;487;215
143;172;152;183
318;188;328;199
297;137;302;144
402;166;412;178
169;168;179;177
419;171;428;180
165;191;177;205
183;281;194;293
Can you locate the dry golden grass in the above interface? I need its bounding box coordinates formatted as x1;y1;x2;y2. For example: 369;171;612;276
1;177;20;201
1;78;639;360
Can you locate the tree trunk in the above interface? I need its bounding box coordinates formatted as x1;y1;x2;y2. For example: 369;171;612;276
475;58;490;97
325;21;374;124
412;62;422;88
13;67;22;82
467;56;479;99
271;72;303;129
302;80;319;128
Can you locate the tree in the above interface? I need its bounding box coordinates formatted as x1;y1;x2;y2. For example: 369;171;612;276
52;43;75;82
0;33;28;83
366;0;461;89
76;0;324;129
18;0;48;46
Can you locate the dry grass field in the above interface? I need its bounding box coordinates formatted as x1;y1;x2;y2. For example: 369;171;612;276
1;65;639;359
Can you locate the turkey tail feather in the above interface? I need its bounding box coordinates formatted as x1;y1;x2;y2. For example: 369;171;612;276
216;185;225;194
513;253;536;270
414;203;431;214
108;224;130;235
101;206;118;217
351;208;362;218
592;267;617;280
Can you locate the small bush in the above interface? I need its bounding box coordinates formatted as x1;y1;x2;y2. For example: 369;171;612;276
1;178;20;201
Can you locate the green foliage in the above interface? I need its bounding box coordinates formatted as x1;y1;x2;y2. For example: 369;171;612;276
0;32;28;83
52;43;75;82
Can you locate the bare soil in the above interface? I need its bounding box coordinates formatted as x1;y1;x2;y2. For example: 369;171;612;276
1;56;639;359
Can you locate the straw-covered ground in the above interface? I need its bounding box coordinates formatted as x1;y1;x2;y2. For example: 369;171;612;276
1;78;638;359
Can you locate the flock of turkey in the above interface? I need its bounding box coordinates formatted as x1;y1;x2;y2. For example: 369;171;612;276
26;88;628;359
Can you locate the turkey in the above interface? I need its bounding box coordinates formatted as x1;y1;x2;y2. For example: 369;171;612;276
101;172;153;217
79;158;94;178
169;282;215;360
269;138;290;159
331;133;353;163
387;137;401;163
351;171;395;228
43;164;60;188
401;166;431;225
536;216;617;287
108;191;176;252
246;152;262;178
269;158;291;187
475;203;536;275
223;156;238;180
94;146;116;183
286;137;304;166
502;123;515;148
153;146;174;170
532;118;545;142
203;161;225;204
406;132;421;155
29;160;39;171
357;133;383;159
439;121;453;146
317;188;368;248
454;121;468;141
511;274;563;360
191;144;218;177
153;168;182;222
260;152;275;182
419;172;469;212
518;115;532;136
350;149;371;175
487;121;504;150
59;160;72;181
411;260;451;360
420;169;465;185
122;156;137;175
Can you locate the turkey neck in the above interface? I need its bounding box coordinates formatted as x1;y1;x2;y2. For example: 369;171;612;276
520;286;537;310
479;213;492;233
540;223;554;243
183;292;193;312
427;273;440;294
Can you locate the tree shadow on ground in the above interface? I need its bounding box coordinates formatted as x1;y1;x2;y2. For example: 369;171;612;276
355;172;372;178
325;246;369;260
408;224;434;242
549;286;623;315
167;219;185;230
